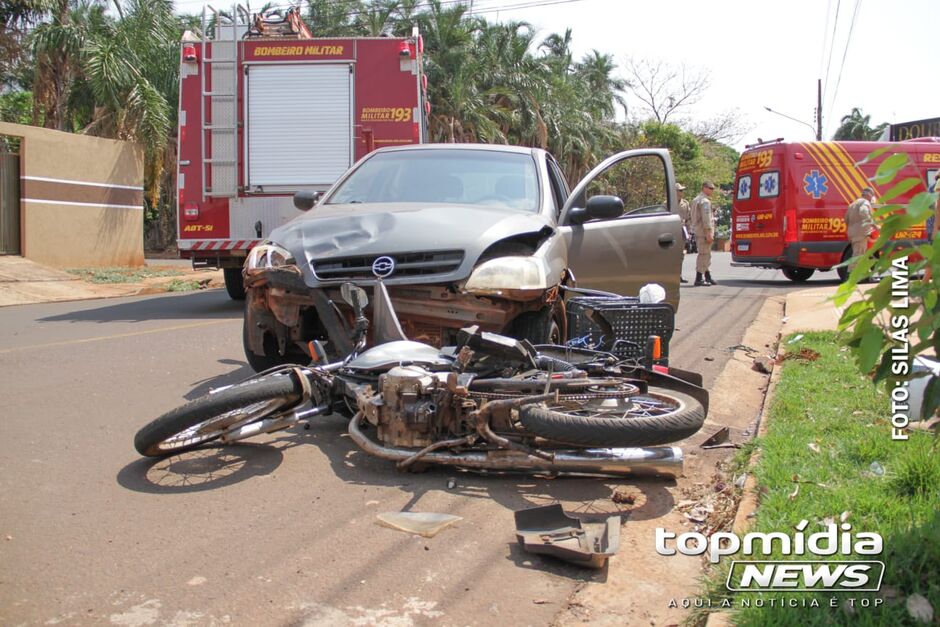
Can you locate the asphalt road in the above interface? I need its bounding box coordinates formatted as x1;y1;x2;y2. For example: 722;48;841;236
0;253;838;626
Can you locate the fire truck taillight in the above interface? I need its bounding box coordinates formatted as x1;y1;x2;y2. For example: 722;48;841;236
398;42;411;57
183;43;197;63
183;203;200;221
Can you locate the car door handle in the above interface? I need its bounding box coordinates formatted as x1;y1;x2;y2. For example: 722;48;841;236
658;233;676;248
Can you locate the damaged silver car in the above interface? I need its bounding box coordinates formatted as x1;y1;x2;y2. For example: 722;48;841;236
243;144;683;370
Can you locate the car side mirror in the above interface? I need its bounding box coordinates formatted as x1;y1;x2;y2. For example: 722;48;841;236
568;195;624;225
293;190;322;211
586;195;624;220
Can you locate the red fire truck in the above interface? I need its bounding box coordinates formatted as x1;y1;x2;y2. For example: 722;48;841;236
176;10;429;298
731;139;938;282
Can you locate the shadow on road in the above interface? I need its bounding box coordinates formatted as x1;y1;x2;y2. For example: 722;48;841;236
38;290;243;324
116;444;283;493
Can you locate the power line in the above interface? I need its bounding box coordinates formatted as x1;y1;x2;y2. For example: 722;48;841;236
821;0;840;101
818;0;832;77
826;0;862;134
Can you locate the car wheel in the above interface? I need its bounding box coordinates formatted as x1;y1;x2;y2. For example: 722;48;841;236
510;306;562;345
242;315;307;372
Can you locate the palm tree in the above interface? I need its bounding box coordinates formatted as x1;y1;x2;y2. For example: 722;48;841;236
833;107;888;141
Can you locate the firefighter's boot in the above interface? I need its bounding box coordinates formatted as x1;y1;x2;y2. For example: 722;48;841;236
705;272;718;286
693;273;706;286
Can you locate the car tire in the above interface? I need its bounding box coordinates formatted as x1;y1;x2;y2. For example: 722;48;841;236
781;266;815;282
242;315;306;372
224;268;246;300
510;306;562;345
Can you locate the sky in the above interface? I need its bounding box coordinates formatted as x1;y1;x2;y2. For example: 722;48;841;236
173;0;939;152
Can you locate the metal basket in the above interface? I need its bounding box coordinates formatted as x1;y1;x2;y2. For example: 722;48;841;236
565;296;675;362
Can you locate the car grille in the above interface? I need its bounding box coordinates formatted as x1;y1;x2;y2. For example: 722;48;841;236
312;250;465;281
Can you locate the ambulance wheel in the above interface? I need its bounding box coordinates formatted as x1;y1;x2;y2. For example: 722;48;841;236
224;268;246;300
782;266;815;282
837;247;852;283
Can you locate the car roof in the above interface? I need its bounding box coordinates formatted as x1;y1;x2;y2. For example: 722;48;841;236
373;143;542;157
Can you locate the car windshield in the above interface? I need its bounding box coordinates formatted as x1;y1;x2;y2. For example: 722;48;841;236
326;149;539;212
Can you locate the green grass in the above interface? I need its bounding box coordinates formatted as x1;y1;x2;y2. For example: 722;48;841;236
165;279;202;292
67;267;184;283
693;331;940;626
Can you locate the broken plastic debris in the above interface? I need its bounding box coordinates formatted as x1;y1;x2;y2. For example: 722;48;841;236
376;512;462;538
786;334;804;344
906;593;934;624
639;283;666;304
869;461;885;476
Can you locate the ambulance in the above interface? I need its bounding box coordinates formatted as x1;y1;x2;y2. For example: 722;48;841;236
731;139;938;281
175;9;429;298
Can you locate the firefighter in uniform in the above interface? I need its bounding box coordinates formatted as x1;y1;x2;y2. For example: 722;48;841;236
845;186;875;273
676;183;691;283
690;181;717;286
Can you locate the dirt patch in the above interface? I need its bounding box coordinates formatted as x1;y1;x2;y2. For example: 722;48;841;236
0;258;224;307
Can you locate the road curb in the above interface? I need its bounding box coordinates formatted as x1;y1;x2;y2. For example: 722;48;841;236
702;302;790;627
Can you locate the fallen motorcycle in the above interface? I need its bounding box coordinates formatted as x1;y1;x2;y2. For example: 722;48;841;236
134;282;708;478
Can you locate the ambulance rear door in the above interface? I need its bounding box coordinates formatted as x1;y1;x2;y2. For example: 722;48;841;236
731;145;786;263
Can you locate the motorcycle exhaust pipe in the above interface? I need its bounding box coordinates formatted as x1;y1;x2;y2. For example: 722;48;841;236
347;414;682;479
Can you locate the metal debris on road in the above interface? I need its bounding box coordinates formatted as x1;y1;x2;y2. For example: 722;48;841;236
700;426;739;449
514;504;620;569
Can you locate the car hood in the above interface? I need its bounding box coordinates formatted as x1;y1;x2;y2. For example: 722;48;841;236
269;202;554;287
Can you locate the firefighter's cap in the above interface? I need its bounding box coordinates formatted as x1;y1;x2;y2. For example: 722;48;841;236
675;183;687;191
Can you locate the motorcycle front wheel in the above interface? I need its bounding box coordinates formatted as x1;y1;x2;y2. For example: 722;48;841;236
518;388;705;447
134;375;304;457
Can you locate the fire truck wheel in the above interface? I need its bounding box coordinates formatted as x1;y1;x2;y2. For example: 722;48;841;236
224;268;246;300
781;266;815;282
836;247;852;283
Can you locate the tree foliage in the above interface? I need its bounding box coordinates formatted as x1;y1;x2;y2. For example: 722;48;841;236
833;107;889;141
6;0;742;250
835;148;939;420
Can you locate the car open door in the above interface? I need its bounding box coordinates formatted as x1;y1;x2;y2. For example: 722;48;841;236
558;149;683;308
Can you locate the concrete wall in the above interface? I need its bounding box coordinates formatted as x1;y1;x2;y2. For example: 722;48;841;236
0;122;145;267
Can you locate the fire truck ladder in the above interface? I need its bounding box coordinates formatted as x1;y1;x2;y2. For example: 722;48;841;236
200;6;240;200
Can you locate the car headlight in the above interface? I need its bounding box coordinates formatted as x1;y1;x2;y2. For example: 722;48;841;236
464;256;551;294
245;242;296;270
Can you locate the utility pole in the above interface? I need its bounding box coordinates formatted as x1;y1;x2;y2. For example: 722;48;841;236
816;78;823;141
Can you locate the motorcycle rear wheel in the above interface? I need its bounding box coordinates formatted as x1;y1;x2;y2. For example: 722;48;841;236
518;388;704;447
134;375;303;457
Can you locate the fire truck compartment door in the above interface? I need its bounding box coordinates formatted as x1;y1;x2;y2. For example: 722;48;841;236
247;63;352;190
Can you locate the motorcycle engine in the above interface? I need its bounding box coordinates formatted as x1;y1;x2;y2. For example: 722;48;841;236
360;365;446;448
